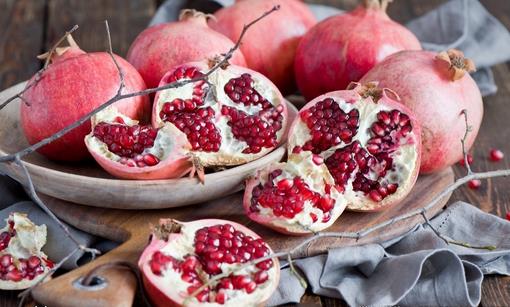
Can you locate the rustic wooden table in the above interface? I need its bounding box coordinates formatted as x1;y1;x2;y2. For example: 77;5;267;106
0;0;509;306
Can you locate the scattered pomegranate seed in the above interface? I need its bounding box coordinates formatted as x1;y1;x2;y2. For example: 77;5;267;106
458;154;474;166
489;149;504;162
468;179;481;190
506;212;510;221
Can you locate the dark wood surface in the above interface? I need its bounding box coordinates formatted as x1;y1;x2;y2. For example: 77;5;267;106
0;0;509;306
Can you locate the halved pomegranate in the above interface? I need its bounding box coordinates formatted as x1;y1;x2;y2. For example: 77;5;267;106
139;219;279;306
0;213;54;290
153;61;288;167
244;83;421;234
85;108;192;180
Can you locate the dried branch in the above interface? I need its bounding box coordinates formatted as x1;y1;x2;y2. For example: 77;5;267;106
460;109;473;175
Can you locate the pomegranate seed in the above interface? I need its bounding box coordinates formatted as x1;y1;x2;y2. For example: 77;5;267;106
0;254;12;267
458;154;473;166
468;179;481;190
215;289;227;304
232;275;251;289
5;269;22;282
254;270;269;284
0;232;11;251
245;281;257;293
27;256;41;269
181;256;198;272
489;149;504;162
506;212;510;221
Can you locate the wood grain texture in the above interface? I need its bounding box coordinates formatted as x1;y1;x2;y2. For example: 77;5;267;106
31;167;453;307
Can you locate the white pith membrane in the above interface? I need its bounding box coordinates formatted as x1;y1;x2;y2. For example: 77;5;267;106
0;213;53;290
288;95;419;211
247;153;345;234
154;63;286;167
85;107;188;169
140;220;278;306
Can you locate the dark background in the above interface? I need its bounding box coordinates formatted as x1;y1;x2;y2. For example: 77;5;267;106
0;0;509;306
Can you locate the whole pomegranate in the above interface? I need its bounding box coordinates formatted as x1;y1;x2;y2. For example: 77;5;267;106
127;10;246;89
360;49;483;173
153;61;288;168
85;108;193;180
20;36;150;162
244;83;422;234
139;219;279;306
0;213;54;290
210;0;316;94
294;0;421;101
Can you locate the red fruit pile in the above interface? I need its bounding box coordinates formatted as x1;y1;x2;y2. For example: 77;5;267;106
139;219;279;306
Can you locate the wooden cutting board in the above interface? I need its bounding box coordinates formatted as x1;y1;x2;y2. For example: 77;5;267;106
31;167;454;307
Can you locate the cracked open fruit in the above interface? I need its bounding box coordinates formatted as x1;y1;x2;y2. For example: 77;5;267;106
139;219;279;306
85;108;193;180
244;83;421;234
0;213;54;290
152;61;288;167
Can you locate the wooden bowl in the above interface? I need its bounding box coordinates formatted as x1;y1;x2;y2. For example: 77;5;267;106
0;82;298;209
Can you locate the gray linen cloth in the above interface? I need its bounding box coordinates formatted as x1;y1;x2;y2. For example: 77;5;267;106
269;201;510;306
152;0;510;97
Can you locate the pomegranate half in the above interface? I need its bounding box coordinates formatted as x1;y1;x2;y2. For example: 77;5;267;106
20;35;150;162
294;0;421;101
360;49;483;173
153;61;288;167
0;213;54;290
244;83;422;234
139;219;279;306
127;10;246;89
85;108;192;180
210;0;317;94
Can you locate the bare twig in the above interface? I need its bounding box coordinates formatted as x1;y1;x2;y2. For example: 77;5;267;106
460;109;473;175
104;20;124;96
43;25;79;69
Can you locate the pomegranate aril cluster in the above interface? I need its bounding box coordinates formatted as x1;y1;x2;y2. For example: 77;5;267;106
251;169;335;223
160;66;222;152
0;224;53;282
299;98;359;154
221;105;284;154
366;110;412;155
224;74;273;110
93;122;160;167
149;224;273;304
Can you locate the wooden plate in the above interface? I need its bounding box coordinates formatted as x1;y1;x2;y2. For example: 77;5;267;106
31;167;455;307
0;82;298;209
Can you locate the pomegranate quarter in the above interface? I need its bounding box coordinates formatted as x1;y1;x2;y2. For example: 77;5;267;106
139;219;279;306
244;83;422;234
153;61;288;167
0;213;54;290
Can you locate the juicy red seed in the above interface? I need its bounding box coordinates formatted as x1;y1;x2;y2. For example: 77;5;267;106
0;254;12;267
245;281;257;294
5;269;22;282
27;256;41;269
216;289;227;304
254;270;269;284
221;106;283;154
0;232;11;251
489;149;504;162
300;98;359;154
369;190;383;202
93;123;160;166
468;179;481;190
506;212;510;221
149;251;174;276
232;275;251;289
458;154;474;166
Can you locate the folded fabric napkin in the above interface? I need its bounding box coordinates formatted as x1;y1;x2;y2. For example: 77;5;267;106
269;201;510;306
152;0;510;97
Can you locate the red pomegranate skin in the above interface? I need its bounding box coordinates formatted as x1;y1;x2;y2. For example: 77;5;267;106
210;0;317;94
295;3;421;101
127;11;246;89
360;50;483;173
20;48;150;162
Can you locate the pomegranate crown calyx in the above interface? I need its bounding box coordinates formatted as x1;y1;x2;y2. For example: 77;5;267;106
363;0;393;12
436;49;476;81
179;9;216;23
152;219;182;241
349;82;384;102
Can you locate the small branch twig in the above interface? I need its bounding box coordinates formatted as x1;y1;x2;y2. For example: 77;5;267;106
460;109;473;175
